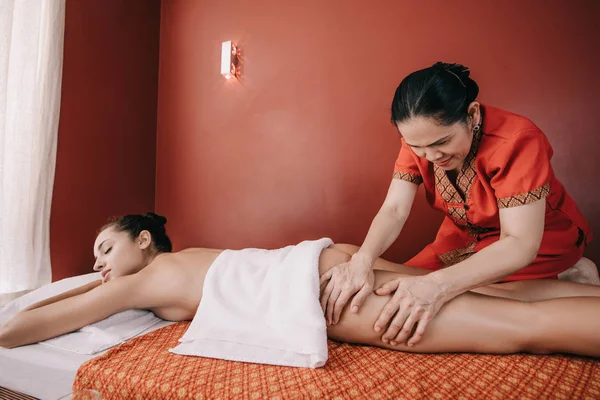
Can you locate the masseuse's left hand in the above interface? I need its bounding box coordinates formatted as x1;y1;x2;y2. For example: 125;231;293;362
374;275;451;346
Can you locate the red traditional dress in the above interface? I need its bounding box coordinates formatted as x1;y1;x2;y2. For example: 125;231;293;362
393;105;592;281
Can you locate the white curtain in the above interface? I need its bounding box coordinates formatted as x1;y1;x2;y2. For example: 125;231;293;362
0;0;66;303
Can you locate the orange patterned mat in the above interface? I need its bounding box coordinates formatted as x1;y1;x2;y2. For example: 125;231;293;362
74;322;600;399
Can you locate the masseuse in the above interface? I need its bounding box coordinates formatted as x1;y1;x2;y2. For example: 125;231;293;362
320;62;596;347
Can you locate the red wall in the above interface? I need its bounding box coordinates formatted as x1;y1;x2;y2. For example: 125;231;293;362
155;0;600;264
50;0;161;281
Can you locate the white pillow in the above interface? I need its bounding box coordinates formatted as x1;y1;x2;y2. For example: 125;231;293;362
0;272;101;324
0;272;166;354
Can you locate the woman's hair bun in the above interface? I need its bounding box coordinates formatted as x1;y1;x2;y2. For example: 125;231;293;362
143;212;167;227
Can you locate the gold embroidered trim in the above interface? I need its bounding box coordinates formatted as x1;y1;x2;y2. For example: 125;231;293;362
448;206;467;226
435;167;463;204
467;224;496;237
393;171;423;185
434;127;483;225
456;130;483;199
497;183;551;208
437;242;476;267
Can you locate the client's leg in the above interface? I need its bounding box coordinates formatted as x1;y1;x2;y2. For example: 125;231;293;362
320;246;600;357
327;271;600;357
328;244;600;302
558;257;600;285
470;279;600;301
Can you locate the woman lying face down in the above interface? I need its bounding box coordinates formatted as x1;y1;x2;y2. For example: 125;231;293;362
1;213;600;358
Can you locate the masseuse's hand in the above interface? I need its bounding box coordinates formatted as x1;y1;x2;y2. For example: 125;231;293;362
319;252;375;326
374;275;450;346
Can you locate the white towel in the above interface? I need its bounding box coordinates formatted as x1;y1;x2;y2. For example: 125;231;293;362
170;238;333;368
0;272;162;354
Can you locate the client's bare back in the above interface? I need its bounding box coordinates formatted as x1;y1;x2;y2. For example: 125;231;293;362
139;248;223;320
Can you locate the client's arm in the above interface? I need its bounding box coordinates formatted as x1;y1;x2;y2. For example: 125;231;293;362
0;273;152;349
22;280;102;312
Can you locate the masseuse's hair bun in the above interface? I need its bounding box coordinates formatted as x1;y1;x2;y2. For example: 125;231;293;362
391;61;479;126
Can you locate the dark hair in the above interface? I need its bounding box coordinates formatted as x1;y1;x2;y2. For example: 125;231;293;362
391;62;479;126
101;212;172;253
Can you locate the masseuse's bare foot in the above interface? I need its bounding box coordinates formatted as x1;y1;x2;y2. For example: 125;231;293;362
558;257;600;285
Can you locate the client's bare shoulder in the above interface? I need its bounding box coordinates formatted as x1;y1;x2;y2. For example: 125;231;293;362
134;248;224;321
148;247;224;274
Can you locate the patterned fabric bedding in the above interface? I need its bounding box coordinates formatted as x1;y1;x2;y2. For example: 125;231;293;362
74;322;600;399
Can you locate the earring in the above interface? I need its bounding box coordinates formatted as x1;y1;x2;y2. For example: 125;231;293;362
473;124;481;132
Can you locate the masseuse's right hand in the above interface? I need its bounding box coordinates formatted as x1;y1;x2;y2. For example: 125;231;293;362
319;252;375;325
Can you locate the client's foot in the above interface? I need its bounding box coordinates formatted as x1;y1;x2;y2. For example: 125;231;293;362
558;257;600;285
